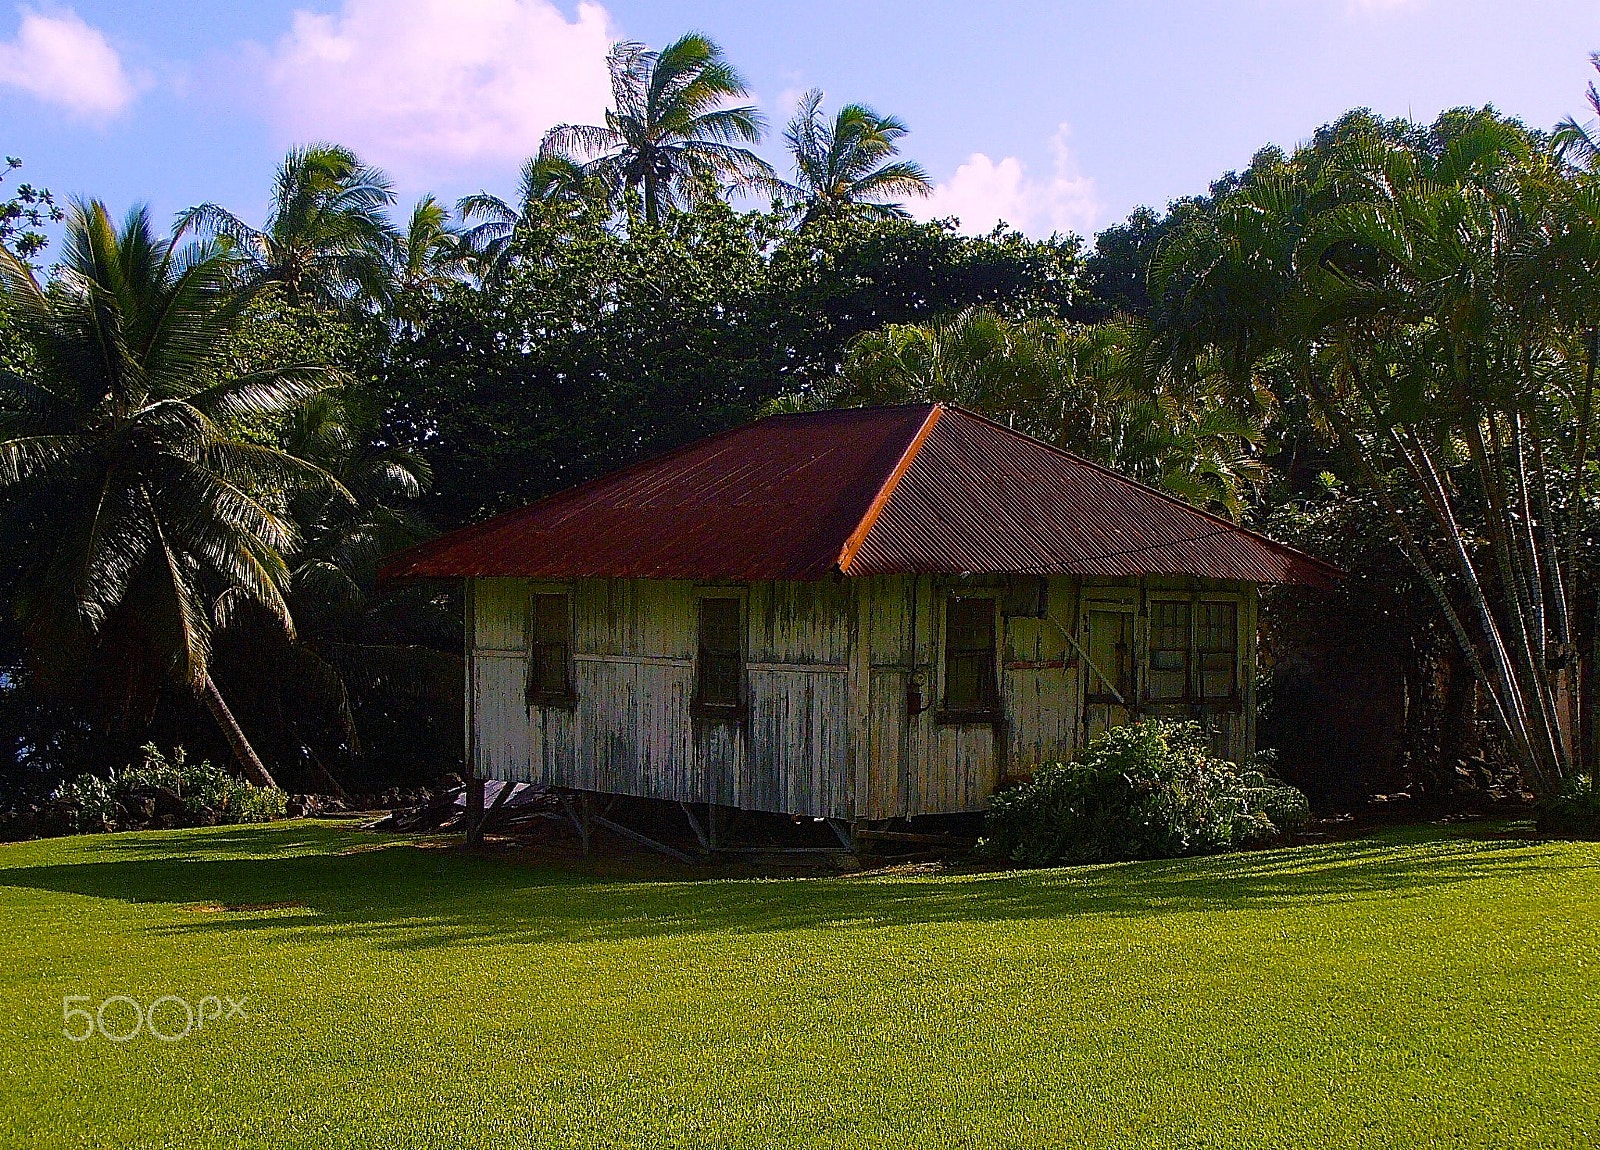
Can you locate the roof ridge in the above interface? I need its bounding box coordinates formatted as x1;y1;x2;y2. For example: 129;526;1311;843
835;403;944;576
937;404;1343;579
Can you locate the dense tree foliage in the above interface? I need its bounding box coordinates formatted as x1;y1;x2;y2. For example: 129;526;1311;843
5;27;1600;806
377;204;1081;526
0;202;348;786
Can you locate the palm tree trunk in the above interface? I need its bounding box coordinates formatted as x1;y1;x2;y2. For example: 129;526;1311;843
201;673;279;790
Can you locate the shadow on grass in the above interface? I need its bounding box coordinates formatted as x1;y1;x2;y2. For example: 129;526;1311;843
0;821;1587;951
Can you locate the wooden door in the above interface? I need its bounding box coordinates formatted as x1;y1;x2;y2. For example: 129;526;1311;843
1081;605;1135;743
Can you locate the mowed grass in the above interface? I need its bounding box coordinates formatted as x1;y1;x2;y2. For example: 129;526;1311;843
0;822;1596;1149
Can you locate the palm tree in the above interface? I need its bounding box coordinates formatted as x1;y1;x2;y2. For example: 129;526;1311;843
0;201;348;787
179;144;396;309
1555;52;1600;169
841;306;1060;416
225;391;455;793
388;196;469;327
1148;112;1600;790
839;307;1266;516
776;89;932;225
542;33;772;226
456;152;604;281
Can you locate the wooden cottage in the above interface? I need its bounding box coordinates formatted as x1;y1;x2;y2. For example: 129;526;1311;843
381;403;1336;828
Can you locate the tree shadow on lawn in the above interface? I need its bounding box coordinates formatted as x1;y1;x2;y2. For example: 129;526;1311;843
0;822;1586;952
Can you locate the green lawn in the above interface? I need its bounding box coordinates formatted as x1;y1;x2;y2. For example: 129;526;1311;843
0;821;1596;1149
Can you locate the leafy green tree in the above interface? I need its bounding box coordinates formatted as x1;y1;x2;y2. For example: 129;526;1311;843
774;89;931;225
216;389;458;791
0;201;347;787
543;33;771;226
456;153;608;282
376;205;1083;529
834;307;1265;516
179;144;396;310
0;156;62;261
1148;109;1600;790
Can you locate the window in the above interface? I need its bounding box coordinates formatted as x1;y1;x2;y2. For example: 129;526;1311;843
1147;599;1191;701
1003;574;1048;619
944;597;999;712
1196;601;1238;699
1141;597;1239;702
527;593;572;703
696;596;744;709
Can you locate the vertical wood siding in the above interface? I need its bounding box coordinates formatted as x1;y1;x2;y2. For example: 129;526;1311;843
466;571;1260;819
470;576;854;818
1002;574;1080;775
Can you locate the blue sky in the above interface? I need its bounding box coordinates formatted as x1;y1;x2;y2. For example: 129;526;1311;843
3;1;1599;244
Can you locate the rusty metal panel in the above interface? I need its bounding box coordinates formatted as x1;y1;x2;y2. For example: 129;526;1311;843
845;407;1340;588
381;406;931;582
381;404;1338;589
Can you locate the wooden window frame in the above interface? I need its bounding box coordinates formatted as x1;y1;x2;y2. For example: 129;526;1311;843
526;584;576;709
1195;599;1240;703
1146;597;1192;703
1141;590;1243;708
937;590;1003;724
692;587;748;720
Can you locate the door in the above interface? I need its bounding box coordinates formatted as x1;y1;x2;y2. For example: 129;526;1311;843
1081;604;1135;743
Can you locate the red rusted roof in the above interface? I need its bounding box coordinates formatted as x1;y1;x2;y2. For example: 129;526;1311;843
379;403;1339;587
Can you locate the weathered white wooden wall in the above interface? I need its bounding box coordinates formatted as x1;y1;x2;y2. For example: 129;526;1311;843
854;574;1080;819
469;576;856;817
466;572;1257;820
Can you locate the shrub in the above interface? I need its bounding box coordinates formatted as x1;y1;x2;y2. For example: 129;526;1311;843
1534;775;1600;837
977;721;1310;866
47;744;287;834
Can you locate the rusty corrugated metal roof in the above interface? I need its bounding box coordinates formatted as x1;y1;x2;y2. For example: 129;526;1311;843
379;403;1339;587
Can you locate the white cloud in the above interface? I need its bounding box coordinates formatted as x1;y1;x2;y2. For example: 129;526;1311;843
0;7;140;116
262;0;614;170
916;123;1101;238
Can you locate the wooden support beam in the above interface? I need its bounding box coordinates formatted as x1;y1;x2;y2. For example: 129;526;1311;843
593;814;698;865
854;828;971;846
679;802;711;853
825;818;854;851
719;845;856;857
462;776;486;845
556;791;591;856
478;779;515;833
